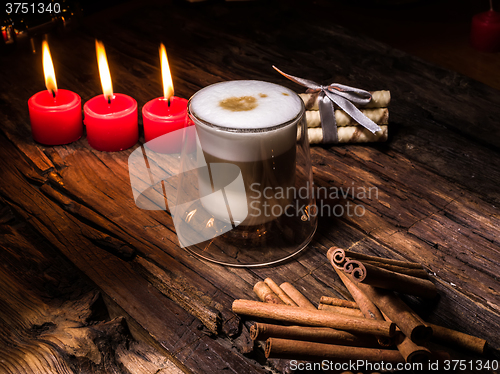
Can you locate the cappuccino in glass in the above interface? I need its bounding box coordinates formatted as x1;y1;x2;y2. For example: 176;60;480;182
188;80;303;226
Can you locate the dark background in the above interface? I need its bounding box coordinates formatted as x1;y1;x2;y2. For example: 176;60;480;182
3;0;500;90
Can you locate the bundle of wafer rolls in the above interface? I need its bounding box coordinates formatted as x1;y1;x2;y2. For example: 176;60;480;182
299;90;390;144
231;251;490;366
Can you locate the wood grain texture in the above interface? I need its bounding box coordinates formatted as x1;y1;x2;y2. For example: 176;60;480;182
0;0;499;372
0;202;185;374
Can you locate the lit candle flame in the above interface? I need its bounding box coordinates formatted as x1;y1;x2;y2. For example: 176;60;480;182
42;41;57;96
160;43;174;101
95;40;113;102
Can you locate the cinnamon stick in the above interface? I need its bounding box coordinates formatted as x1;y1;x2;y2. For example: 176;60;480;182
343;259;437;299
254;280;298;370
232;300;396;337
255;282;381;347
382;313;475;355
395;332;432;364
335;267;432;361
428;323;488;355
353;283;432;345
327;247;347;269
253;282;284;305
319;296;359;309
318;304;365;318
333;267;392;347
362;260;429;279
250;322;378;347
343;249;423;269
279;282;316;310
264;278;297;306
265;338;404;363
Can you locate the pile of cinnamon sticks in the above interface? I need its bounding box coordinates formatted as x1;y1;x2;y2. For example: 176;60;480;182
300;90;390;144
232;247;489;365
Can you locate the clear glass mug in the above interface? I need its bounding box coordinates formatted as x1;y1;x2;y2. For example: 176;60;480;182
129;80;317;267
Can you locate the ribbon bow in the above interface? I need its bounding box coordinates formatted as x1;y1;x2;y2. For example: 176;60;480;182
273;66;382;143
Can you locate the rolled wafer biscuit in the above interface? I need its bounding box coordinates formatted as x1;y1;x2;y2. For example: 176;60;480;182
299;90;391;110
306;108;389;128
307;125;388;144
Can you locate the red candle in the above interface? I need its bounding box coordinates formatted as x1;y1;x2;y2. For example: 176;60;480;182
84;93;138;152
142;44;190;153
84;40;138;152
28;41;82;145
143;97;189;153
471;2;500;52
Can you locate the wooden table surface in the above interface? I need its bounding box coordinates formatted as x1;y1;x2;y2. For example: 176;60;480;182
1;1;499;373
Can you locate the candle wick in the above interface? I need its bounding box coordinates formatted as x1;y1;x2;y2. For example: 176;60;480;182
51;90;56;98
107;96;111;104
490;0;494;11
167;97;171;107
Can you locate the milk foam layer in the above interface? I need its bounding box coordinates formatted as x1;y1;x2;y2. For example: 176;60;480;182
189;80;302;130
189;80;304;162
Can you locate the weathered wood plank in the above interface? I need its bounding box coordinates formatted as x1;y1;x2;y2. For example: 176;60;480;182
308;144;500;309
1;134;248;338
0;203;185;374
135;256;220;335
0;135;267;374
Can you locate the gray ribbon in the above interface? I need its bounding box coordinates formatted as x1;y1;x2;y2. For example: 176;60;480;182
273;66;382;143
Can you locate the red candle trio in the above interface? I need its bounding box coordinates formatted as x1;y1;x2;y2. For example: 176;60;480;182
28;41;189;152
